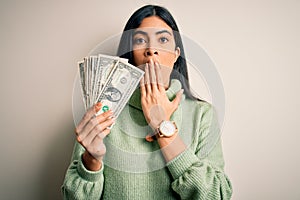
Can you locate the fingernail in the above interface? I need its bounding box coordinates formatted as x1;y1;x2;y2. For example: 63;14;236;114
96;102;102;108
95;102;102;112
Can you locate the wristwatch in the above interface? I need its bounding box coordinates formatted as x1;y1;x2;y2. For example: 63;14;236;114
156;120;178;138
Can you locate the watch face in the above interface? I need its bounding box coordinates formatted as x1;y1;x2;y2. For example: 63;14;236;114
159;121;176;137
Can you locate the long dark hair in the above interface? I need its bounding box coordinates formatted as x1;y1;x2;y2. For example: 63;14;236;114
117;5;203;101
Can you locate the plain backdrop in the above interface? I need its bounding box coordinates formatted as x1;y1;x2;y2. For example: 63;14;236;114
0;0;299;199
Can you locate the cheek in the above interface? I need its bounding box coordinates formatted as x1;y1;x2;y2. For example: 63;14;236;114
133;49;144;66
159;51;176;67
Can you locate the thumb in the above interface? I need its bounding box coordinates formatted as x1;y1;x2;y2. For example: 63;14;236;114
145;133;156;142
172;89;184;108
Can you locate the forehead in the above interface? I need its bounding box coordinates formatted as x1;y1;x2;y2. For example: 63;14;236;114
136;16;172;32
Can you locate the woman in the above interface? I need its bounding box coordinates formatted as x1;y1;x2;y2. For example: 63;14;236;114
62;5;232;200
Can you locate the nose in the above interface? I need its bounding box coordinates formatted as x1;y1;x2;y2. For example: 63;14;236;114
144;47;158;57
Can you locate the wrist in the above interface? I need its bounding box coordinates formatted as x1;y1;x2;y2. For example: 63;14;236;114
82;151;102;171
147;108;171;130
149;118;167;130
157;132;178;147
158;133;186;162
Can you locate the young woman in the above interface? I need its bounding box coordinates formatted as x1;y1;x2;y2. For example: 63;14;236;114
62;5;232;200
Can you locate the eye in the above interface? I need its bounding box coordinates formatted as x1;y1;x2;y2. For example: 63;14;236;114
159;37;169;43
133;37;147;45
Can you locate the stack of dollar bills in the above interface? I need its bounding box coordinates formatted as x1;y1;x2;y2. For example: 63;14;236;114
78;54;144;118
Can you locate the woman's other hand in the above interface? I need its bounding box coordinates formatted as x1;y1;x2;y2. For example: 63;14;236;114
140;59;183;129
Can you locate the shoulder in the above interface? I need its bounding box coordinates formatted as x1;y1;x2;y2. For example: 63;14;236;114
182;98;218;130
184;98;214;116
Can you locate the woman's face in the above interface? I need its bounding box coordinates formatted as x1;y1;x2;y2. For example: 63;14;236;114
132;16;180;84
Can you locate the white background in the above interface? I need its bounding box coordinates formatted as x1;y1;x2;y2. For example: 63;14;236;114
0;0;299;199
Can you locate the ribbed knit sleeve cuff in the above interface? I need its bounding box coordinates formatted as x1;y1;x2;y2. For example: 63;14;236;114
77;156;104;182
166;148;199;180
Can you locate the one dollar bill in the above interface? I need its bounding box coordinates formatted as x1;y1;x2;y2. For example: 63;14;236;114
96;60;144;118
78;54;144;118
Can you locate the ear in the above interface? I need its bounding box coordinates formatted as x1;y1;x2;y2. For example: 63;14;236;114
174;47;181;63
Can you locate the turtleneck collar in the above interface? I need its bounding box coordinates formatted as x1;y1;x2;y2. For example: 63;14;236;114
128;79;184;110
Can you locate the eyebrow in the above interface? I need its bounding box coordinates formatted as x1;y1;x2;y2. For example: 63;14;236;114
156;30;172;36
133;29;172;36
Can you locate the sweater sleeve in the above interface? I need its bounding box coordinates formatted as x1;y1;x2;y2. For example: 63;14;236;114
61;141;105;200
166;103;233;200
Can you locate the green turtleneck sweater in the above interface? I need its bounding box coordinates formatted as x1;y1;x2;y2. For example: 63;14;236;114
62;79;232;200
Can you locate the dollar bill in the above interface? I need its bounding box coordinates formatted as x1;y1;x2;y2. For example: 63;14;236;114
90;56;98;104
78;61;87;109
78;54;143;117
88;56;95;108
83;57;90;108
96;60;144;118
96;54;119;102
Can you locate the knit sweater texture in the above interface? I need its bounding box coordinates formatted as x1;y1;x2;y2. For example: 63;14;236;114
62;79;232;200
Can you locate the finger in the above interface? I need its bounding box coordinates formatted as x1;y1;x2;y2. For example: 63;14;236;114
79;110;113;145
80;118;114;147
80;127;100;148
172;89;184;110
140;75;145;86
96;110;114;123
77;116;115;145
99;117;116;130
75;103;100;135
149;59;158;91
154;61;164;91
77;111;113;142
76;117;99;142
97;128;111;139
140;77;146;98
144;63;152;93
